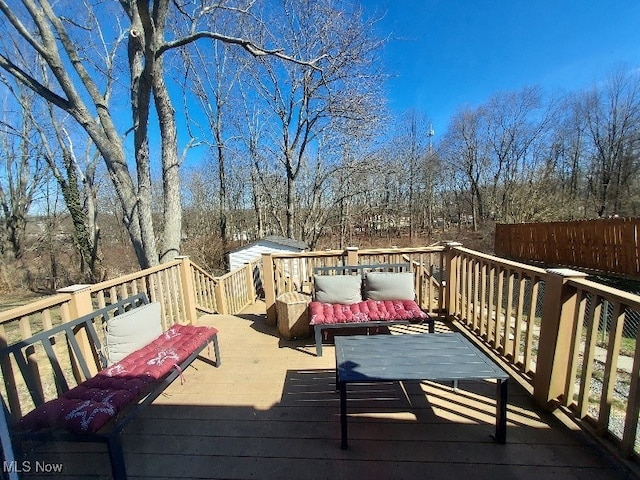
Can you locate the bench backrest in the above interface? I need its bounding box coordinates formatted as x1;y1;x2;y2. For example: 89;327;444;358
312;263;411;277
0;293;149;419
311;263;413;301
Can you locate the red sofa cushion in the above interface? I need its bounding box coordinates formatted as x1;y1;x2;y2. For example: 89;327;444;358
309;299;428;325
20;324;218;434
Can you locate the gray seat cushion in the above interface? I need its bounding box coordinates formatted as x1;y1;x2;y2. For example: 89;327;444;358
364;272;415;301
313;274;362;304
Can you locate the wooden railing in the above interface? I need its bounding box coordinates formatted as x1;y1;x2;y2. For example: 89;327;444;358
0;259;192;416
0;256;260;373
0;259;189;351
446;245;640;458
215;259;259;315
0;256;261;416
262;245;447;325
541;274;640;457
0;256;262;350
5;244;640;461
187;256;261;315
190;261;220;314
0;294;76;416
87;259;190;329
447;246;547;376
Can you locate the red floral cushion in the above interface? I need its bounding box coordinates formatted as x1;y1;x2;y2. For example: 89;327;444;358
309;299;428;325
20;324;218;434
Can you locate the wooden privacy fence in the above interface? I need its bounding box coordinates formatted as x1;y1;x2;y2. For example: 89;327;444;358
495;217;640;278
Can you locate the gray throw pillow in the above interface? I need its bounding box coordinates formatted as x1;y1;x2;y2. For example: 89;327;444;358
105;302;163;365
365;272;415;301
313;274;362;304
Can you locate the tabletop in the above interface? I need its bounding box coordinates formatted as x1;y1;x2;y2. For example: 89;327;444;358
335;332;509;383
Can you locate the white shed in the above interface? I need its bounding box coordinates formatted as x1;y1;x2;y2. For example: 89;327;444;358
227;235;308;272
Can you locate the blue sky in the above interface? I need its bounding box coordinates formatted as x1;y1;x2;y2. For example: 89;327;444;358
368;1;640;135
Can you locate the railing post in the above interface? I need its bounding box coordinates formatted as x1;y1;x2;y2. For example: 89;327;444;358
415;259;425;308
57;284;98;377
533;268;588;410
214;281;228;315
245;262;257;303
346;246;359;265
444;242;463;319
263;253;277;325
176;256;198;324
0;336;21;420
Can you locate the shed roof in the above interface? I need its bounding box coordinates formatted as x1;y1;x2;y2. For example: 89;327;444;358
230;235;308;254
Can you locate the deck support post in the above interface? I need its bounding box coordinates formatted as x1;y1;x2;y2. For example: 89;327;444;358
346;246;359;266
245;262;257;303
176;256;198;324
214;281;228;315
263;253;277;325
533;268;588;410
444;242;463;319
58;284;98;378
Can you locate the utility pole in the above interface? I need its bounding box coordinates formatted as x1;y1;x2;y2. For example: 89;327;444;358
428;123;435;154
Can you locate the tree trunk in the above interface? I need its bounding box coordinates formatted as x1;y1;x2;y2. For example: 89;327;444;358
126;2;165;266
154;57;182;263
286;157;295;239
58;157;100;281
214;113;229;265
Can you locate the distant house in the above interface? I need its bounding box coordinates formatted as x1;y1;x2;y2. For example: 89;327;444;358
227;235;308;272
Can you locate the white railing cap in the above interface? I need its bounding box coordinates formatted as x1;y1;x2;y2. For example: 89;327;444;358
545;268;589;278
57;284;93;293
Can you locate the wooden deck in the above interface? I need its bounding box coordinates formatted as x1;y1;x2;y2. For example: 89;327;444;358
25;302;639;479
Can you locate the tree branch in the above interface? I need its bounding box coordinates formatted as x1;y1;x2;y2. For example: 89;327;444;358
159;31;325;71
0;55;70;110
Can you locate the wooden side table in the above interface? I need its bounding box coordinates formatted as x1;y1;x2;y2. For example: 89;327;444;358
276;292;312;339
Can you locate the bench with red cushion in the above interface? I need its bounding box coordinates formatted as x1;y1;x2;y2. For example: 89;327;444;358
20;324;218;434
309;299;428;325
309;299;432;356
0;294;220;480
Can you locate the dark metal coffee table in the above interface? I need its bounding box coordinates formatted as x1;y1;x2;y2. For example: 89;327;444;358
335;332;509;449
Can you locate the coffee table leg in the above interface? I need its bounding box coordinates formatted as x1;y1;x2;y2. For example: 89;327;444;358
315;327;324;357
340;381;348;449
495;378;508;444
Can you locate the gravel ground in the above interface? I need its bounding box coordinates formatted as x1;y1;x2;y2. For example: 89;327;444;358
579;359;636;449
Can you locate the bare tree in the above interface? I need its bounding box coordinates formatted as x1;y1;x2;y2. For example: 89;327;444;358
542;92;590;219
178;19;249;261
297;135;377;249
33;103;106;282
440;87;556;227
441;106;491;230
242;0;385;240
0;0;323;269
584;68;640;217
0;85;47;260
386;111;436;239
482;87;550;222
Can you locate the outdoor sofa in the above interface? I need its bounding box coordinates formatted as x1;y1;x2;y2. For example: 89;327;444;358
308;264;434;356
